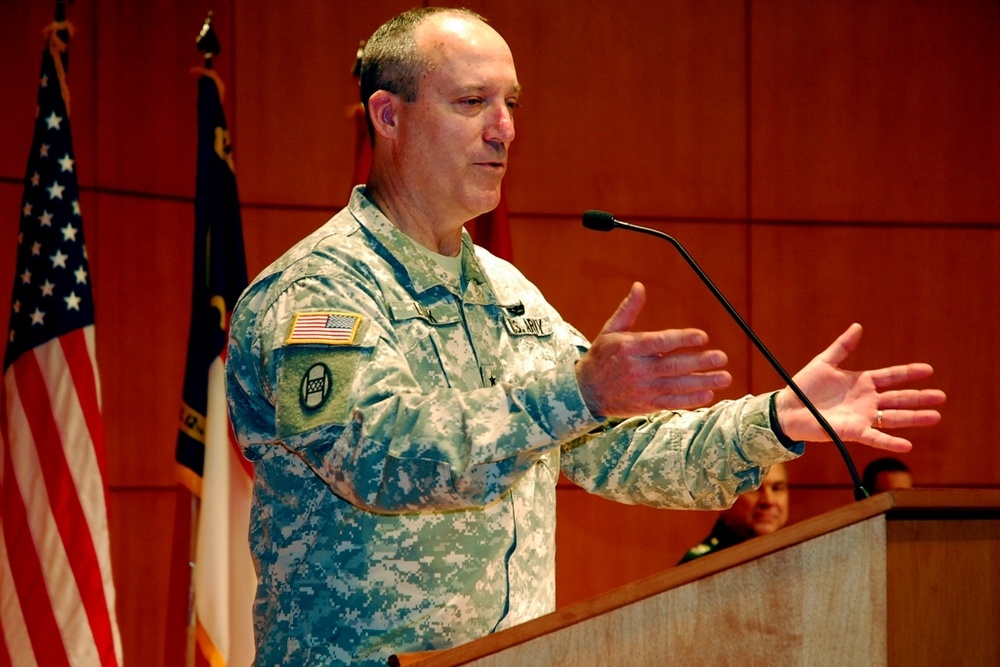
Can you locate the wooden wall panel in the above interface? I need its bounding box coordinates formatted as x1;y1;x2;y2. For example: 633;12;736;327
0;1;997;664
511;215;755;401
241;206;340;278
108;488;177;666
92;194;193;487
0;183;21;342
749;223;1000;487
750;0;1000;223
94;0;235;196
233;2;412;207
458;0;748;219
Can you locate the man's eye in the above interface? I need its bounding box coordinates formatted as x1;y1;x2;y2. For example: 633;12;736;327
506;100;520;110
462;98;483;106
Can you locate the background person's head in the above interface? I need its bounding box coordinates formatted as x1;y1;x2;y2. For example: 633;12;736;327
719;463;790;539
862;457;913;494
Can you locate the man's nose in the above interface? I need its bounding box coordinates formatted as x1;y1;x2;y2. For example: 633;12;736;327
485;104;515;144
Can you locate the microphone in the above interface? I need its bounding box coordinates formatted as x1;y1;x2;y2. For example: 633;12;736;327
582;210;869;500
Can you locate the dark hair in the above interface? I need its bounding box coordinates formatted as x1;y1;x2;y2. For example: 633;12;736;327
861;457;911;493
359;7;486;140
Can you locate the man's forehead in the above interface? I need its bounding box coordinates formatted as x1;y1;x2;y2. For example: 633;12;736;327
765;464;788;483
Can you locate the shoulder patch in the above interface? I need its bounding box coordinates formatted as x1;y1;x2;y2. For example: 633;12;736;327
285;311;362;345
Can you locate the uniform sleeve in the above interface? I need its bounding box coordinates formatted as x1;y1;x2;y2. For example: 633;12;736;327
559;393;804;510
227;266;602;514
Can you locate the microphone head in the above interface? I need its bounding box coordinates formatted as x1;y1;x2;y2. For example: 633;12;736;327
582;209;617;232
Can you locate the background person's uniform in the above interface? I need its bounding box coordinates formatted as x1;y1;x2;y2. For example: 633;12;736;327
678;518;750;564
226;187;803;666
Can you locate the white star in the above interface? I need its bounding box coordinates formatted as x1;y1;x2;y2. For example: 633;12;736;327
30;308;46;326
64;292;82;311
13;301;20;314
47;182;65;200
20;269;31;285
74;266;89;284
8;331;13;343
39;210;54;226
58;154;74;172
22;202;32;217
50;249;68;269
46;112;63;130
72;200;82;216
62;223;78;242
41;74;49;88
31;172;41;186
40;280;56;297
31;241;42;256
39;144;50;158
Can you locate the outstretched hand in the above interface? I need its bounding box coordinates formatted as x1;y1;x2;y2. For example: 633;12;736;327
773;323;946;452
576;282;733;418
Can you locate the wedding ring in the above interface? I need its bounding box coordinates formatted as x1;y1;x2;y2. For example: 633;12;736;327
875;409;883;429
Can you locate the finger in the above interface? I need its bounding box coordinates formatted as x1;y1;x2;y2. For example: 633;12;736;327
625;331;717;360
879;409;943;430
646;349;729;379
653;369;733;394
870;363;936;390
599;282;646;335
876;388;947;409
858;428;914;453
813;323;863;366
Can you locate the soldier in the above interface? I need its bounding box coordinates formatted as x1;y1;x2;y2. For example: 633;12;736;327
862;457;914;493
226;7;945;666
679;463;790;564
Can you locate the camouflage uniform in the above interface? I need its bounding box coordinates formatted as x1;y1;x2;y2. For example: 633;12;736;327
226;187;802;666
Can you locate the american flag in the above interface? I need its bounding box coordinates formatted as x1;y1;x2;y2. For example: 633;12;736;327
286;312;362;345
0;20;123;667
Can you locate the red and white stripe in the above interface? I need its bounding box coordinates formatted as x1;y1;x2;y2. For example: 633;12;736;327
192;355;256;667
0;326;123;666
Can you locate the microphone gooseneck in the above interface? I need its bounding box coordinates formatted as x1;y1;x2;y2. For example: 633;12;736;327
582;210;869;501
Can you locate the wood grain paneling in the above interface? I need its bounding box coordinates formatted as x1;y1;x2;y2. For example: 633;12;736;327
0;1;997;663
94;0;235;196
887;517;1000;665
91;194;194;487
458;0;748;219
108;488;178;667
241;205;338;279
749;223;998;487
511;214;756;401
233;2;413;207
750;0;1000;222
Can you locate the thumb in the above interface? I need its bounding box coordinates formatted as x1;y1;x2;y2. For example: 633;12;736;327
599;282;646;335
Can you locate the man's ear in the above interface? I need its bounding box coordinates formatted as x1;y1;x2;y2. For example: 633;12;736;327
368;90;400;140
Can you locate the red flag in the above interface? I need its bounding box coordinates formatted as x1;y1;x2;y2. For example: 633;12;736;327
0;19;122;667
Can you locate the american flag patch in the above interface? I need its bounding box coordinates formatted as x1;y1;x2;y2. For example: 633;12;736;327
285;311;362;345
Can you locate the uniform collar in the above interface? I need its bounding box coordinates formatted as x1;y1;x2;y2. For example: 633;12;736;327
349;186;495;303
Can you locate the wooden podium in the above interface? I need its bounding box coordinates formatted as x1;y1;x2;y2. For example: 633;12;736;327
392;489;1000;666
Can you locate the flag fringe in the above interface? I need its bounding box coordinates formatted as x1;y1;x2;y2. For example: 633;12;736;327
42;21;73;116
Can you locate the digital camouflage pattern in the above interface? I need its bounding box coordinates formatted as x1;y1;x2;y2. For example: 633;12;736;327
226;187;803;666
